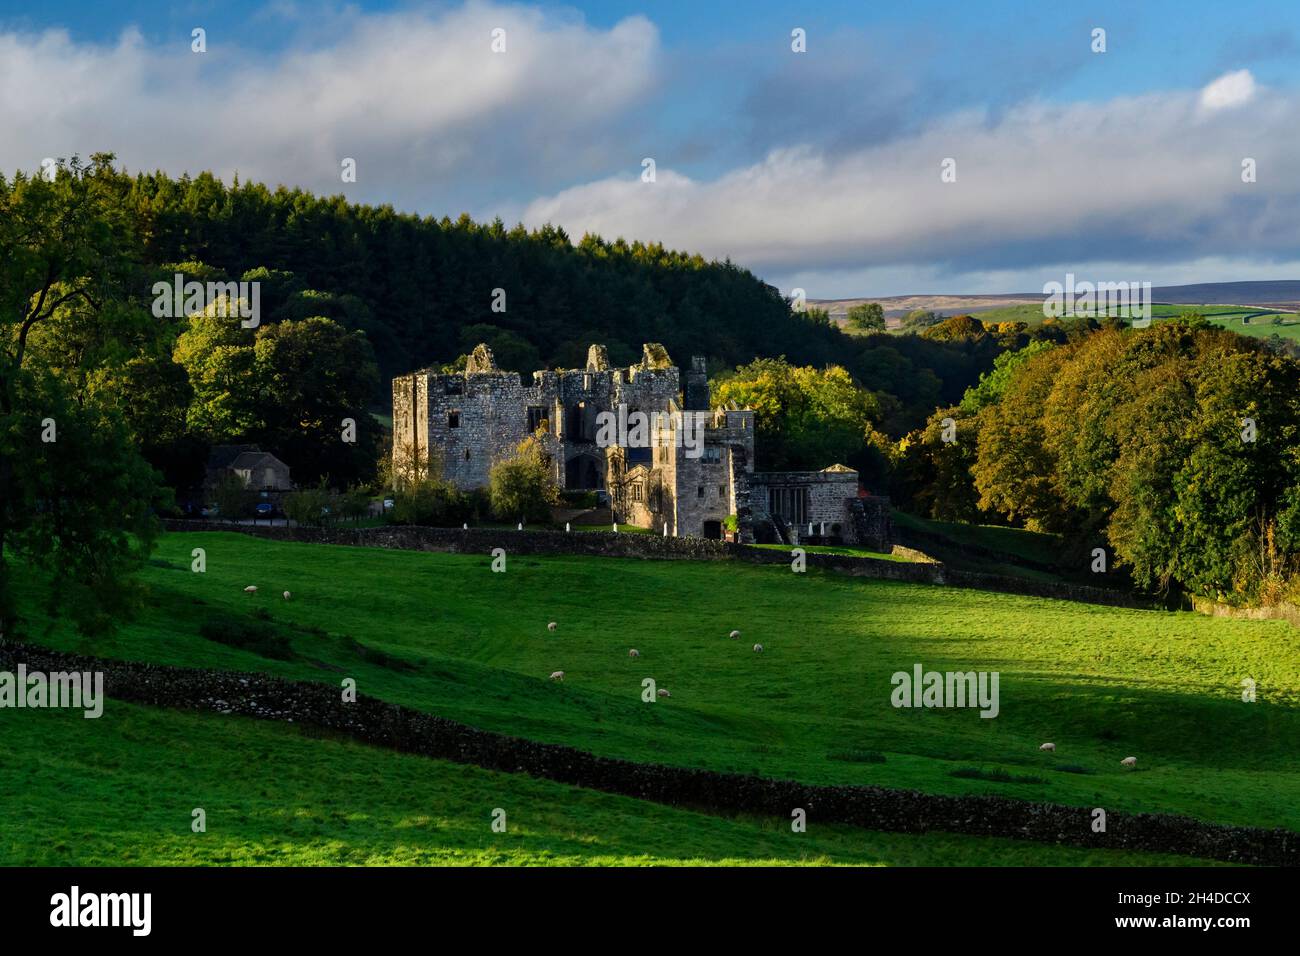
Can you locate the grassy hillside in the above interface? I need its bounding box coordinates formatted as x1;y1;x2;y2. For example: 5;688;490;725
966;301;1300;338
889;511;1065;568
12;531;1299;841
0;701;1212;866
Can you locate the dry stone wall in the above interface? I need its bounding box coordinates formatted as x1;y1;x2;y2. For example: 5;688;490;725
2;642;1289;866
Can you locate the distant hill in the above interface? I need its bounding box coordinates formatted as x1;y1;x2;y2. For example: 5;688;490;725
814;281;1300;325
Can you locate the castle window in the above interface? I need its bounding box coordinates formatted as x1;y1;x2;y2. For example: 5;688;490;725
633;484;644;502
719;485;726;497
464;449;471;460
445;379;463;396
448;411;460;428
527;406;547;432
697;486;705;498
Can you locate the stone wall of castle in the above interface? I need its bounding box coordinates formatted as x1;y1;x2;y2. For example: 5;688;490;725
669;409;755;539
751;469;864;545
394;342;868;545
393;343;682;493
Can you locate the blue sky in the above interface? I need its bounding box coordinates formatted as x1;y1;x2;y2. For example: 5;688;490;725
4;0;1300;296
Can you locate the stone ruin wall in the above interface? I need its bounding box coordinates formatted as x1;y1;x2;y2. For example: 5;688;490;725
751;470;866;546
394;345;684;493
394;344;874;547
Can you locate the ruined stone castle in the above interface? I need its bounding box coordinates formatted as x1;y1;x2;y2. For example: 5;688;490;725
392;343;890;549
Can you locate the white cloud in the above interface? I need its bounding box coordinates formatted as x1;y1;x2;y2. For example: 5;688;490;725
0;3;659;204
1199;69;1257;111
523;81;1300;290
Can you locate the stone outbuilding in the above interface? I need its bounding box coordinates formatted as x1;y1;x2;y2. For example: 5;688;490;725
207;444;292;491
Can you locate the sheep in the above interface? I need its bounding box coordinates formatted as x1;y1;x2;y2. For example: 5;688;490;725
243;586;258;594
729;630;741;639
547;622;557;632
628;649;640;658
657;688;671;698
549;670;565;681
282;591;291;600
1121;756;1137;767
1039;742;1055;752
753;643;763;653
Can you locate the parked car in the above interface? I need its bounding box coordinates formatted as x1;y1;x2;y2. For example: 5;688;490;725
383;498;395;511
255;503;274;518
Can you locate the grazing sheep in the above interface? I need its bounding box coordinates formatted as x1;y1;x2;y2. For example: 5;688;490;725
549;670;565;681
729;630;741;639
243;586;258;594
753;643;763;653
628;649;640;658
547;622;557;632
282;591;291;600
1039;742;1055;752
1121;756;1137;767
657;688;671;698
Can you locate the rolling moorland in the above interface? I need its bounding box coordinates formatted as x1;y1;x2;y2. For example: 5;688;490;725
837;301;1300;339
4;528;1296;865
813;280;1300;323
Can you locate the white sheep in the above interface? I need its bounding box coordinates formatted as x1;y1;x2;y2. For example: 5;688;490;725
282;591;291;600
657;688;671;698
549;670;565;681
547;622;557;632
753;643;763;653
1039;742;1055;752
628;649;640;658
1121;756;1137;767
729;629;741;639
243;586;258;594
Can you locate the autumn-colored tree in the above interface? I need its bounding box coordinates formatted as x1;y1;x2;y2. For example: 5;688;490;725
970;343;1074;532
893;406;985;522
711;357;882;470
489;436;559;524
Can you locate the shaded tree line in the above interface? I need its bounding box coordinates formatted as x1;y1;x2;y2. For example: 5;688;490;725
893;318;1300;604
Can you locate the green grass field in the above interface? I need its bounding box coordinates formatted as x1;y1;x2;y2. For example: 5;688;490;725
1;700;1213;866
889;511;1063;567
956;302;1300;342
965;301;1296;325
754;542;913;562
887;511;1071;582
9;531;1298;855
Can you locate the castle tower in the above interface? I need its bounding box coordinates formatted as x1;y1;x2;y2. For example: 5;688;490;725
684;355;710;410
